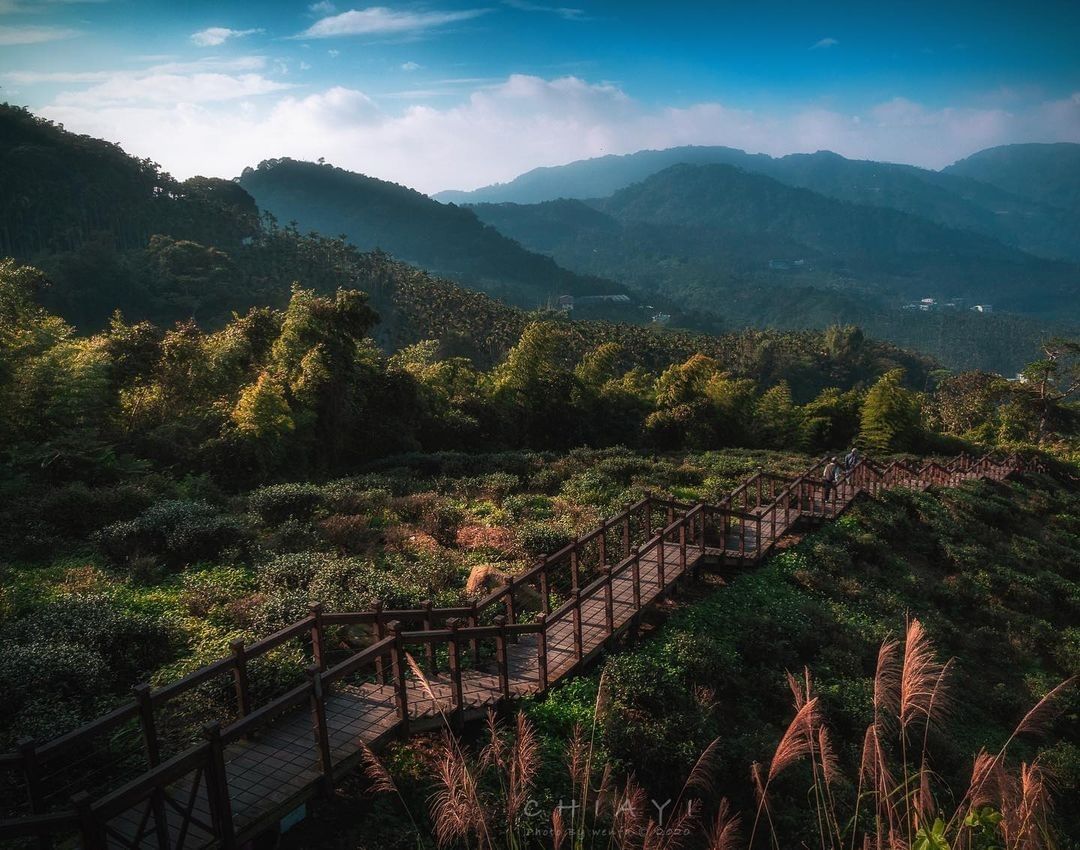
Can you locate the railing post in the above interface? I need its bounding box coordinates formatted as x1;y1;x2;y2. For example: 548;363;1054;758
631;548;642;610
446;618;465;729
538;562;550;616
603;567;614;635
202;722;236;848
305;666;334;795
598;519;607;567
536;613;549;691
643;492;653;538
372;601;387;684
229;640;251;721
18;737;50;850
422;599;436;674
72;791;104;850
657;534;666;589
494;615;510;702
699;509;706;556
309;602;326;671
131;685;160;766
133;684;170;850
503;580;517;642
756;515;762;559
570;541;580;590
388;621;409;736
679;522;687;573
572;590;584;663
469;599;481;663
666;500;675;527
622;506;631;557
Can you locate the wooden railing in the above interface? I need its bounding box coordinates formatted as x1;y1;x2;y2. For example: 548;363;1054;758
0;451;1035;848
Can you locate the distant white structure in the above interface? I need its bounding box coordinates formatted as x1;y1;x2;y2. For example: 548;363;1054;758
971;304;993;313
557;293;632;312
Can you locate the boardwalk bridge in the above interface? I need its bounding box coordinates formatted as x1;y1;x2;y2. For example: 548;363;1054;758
0;452;1034;850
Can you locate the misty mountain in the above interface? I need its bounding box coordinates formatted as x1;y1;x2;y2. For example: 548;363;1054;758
238;158;636;313
440;145;1080;261
474;162;1078;313
943;142;1080;215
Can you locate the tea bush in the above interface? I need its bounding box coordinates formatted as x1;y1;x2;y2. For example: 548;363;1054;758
95;499;246;569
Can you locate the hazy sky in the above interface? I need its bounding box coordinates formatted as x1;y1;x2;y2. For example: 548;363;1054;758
2;0;1079;193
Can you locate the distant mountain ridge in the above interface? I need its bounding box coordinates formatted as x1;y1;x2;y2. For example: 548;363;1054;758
943;142;1080;214
438;144;1080;261
239;159;636;314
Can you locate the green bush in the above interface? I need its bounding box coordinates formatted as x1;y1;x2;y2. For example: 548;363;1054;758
248;483;325;524
518;521;573;559
94;499;246;569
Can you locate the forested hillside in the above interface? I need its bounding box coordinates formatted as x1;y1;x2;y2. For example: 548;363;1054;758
238;158;671;324
472;164;1080;373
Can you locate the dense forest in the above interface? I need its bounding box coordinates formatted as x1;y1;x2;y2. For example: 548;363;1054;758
2;102;1079;850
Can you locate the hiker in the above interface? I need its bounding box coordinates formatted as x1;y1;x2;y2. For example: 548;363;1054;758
822;457;840;502
845;446;860;471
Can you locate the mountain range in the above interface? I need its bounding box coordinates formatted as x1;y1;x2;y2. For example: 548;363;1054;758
438;144;1080;262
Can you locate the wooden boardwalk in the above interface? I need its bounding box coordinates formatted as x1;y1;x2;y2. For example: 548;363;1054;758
0;452;1032;849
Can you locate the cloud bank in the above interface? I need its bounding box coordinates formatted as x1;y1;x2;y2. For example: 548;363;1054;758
30;65;1080;194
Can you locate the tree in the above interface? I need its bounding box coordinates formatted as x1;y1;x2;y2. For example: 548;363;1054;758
756;381;801;449
1015;338;1080;443
232;371;295;440
858;368;921;452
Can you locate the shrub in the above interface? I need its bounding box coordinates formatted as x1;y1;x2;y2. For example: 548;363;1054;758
319;514;376;553
180;566;255;618
94;500;245;569
417;501;464;547
247;483;325;524
0;640;109;747
455;524;520;557
2;595;176;686
517;521;573;559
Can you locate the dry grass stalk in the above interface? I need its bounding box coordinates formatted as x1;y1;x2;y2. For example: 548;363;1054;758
612;776;647;850
429;731;488;849
551;806;567;850
767;697;819;781
507;711;539;822
707;799;741;850
872;638;901;725
899;619;944;732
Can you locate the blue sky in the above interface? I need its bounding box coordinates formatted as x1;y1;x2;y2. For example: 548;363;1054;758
2;0;1078;192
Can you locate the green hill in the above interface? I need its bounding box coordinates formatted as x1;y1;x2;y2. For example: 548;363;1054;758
237;158;639;315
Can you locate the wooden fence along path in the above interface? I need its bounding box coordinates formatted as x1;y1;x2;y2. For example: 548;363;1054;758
0;452;1033;850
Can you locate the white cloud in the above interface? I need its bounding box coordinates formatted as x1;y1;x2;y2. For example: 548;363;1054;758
811;37;838;49
309;0;336;13
503;0;586;20
35;73;1080;194
191;27;263;47
0;25;80;45
401;60;422;71
299;6;490;38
